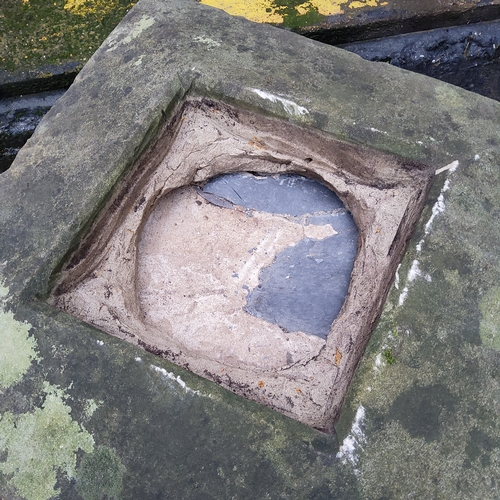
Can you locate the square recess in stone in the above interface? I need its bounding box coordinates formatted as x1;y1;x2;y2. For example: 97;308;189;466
49;98;434;431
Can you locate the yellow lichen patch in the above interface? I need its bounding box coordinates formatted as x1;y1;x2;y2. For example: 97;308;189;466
308;0;344;16
200;0;283;24
349;0;387;8
64;0;119;17
296;2;310;15
200;0;389;23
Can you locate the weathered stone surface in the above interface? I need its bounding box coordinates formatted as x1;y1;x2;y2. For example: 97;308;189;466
1;0;500;497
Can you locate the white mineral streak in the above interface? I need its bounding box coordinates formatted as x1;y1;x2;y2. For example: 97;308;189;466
398;259;431;306
336;405;366;473
394;264;401;290
424;178;451;236
398;286;409;306
369;127;388;135
407;259;419;281
435;160;459;175
249;88;309;116
193;36;221;49
408;259;431;282
151;365;201;396
398;164;458;306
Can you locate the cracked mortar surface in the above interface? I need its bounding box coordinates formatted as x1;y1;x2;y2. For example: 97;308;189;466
2;0;500;497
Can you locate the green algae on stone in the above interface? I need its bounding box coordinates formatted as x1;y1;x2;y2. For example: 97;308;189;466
3;0;500;495
270;0;325;30
338;303;500;499
0;283;39;390
244;411;361;497
479;286;500;350
64;0;124;17
0;382;94;500
0;0;136;73
355;397;500;499
334;162;500;498
76;446;124;500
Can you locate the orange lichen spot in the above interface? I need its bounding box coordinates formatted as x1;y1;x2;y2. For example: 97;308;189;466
335;347;342;366
258;380;265;388
249;137;266;149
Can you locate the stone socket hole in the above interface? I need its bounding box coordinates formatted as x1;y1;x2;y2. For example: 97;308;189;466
48;98;435;429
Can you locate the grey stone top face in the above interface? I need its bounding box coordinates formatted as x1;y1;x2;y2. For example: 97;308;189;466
2;0;500;496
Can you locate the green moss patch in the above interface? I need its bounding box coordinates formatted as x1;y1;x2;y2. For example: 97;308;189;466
76;446;124;500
